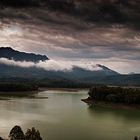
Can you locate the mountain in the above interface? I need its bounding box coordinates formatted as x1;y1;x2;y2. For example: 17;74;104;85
0;62;119;79
0;47;119;79
96;64;119;76
0;47;139;86
82;74;140;86
0;47;49;62
64;66;119;80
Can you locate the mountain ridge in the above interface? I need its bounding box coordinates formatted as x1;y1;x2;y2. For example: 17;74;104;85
0;47;139;86
0;47;49;62
0;47;119;79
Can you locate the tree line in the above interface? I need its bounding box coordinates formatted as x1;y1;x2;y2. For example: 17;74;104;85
88;86;140;104
0;125;42;140
0;83;38;92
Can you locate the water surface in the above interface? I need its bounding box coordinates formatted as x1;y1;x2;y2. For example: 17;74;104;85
0;90;140;140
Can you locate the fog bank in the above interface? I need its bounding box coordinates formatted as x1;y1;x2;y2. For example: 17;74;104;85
0;58;102;72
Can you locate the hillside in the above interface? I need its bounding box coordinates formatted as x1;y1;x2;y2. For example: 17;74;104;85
0;47;139;87
0;47;119;78
0;47;49;62
82;74;140;86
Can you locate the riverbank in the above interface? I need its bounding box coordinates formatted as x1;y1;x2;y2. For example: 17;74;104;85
82;86;140;109
0;83;38;92
0;89;139;140
39;87;88;92
82;98;140;110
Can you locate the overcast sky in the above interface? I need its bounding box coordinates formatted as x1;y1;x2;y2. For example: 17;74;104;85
0;8;140;74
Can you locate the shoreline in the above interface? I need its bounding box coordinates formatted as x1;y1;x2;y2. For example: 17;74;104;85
39;87;88;92
0;91;38;95
81;98;140;110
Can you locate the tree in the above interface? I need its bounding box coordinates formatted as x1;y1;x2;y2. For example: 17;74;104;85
0;137;4;140
25;127;42;140
9;126;25;140
134;136;138;140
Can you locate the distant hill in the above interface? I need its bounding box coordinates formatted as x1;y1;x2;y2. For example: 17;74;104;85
0;47;49;62
0;47;139;86
0;63;119;79
0;63;139;86
64;65;119;80
82;74;140;86
0;47;119;78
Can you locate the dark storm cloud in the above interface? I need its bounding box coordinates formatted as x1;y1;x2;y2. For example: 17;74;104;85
0;1;140;73
1;0;140;27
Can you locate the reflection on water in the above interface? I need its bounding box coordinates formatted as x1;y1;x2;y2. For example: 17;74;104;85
0;91;38;99
88;105;140;140
88;104;140;122
0;90;140;140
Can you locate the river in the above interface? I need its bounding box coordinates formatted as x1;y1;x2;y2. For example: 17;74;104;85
0;89;140;140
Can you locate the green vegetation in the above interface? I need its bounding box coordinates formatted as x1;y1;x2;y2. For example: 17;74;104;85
0;77;97;89
8;125;42;140
0;125;138;140
9;126;25;140
88;86;140;104
0;83;38;92
38;79;95;88
0;125;42;140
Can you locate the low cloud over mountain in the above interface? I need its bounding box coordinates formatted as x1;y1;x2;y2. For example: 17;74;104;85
0;47;139;86
0;47;119;80
0;57;104;72
0;47;107;72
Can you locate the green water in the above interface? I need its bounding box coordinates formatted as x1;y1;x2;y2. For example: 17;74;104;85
0;90;140;140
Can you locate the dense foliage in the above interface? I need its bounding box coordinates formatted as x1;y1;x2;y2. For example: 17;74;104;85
0;125;138;140
9;126;42;140
25;128;42;140
88;86;140;104
9;126;25;140
0;78;97;89
0;83;38;92
0;76;140;89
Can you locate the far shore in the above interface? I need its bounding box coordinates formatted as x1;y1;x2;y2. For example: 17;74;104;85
0;91;38;94
0;87;88;96
82;98;140;110
39;87;88;92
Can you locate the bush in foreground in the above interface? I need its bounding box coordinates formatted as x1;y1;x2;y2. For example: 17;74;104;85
9;126;42;140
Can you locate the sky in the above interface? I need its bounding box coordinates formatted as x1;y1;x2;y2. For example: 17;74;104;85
0;7;140;74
